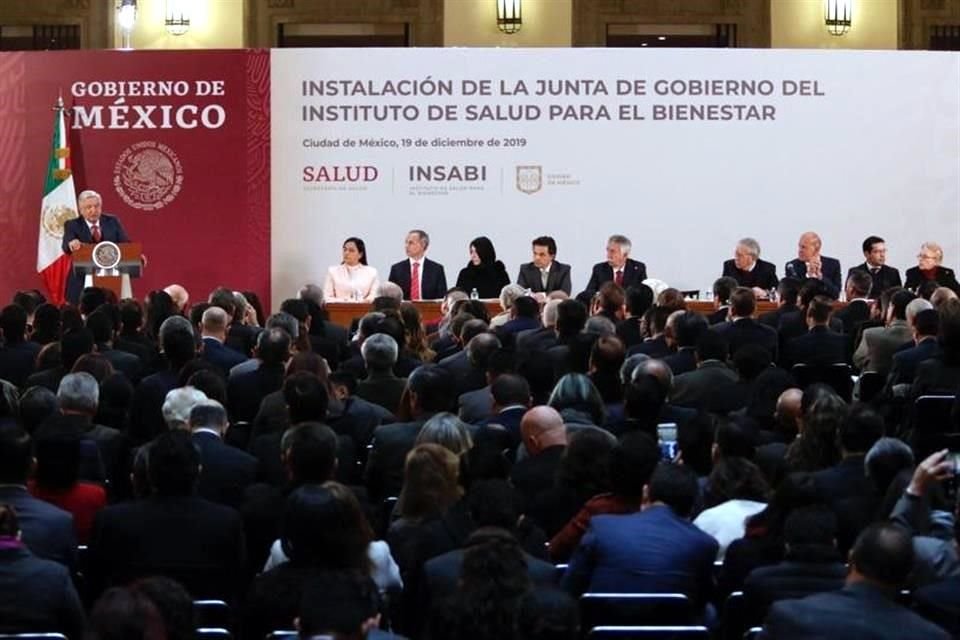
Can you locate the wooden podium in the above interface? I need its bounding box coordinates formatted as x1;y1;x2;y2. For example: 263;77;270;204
71;242;143;300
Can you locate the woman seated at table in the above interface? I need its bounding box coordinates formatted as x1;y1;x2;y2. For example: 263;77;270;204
324;237;380;301
905;241;960;294
455;235;510;299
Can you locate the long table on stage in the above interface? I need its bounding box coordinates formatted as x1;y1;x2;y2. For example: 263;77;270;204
325;299;783;328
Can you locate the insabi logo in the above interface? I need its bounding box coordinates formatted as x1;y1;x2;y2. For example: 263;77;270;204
516;165;542;195
113;141;184;211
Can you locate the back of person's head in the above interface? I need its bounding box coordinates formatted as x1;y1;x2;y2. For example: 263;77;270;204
512;295;539;320
467;332;502;370
846;270;872;299
408;364;455;414
280;298;309;323
589;335;625;374
674;311;709;348
557;429;615;494
258;327;292;367
398;443;461;520
647;462;700;518
583;315;616;337
281;422;338;485
57;371;100;415
783;505;837;549
730;287;757;317
282;482;372;571
656;288;687;313
71;352;115;383
890;289;916;321
913;308;939;337
460;440;512;490
609;431;660;499
61;328;95;370
695;330;728;363
0;424;32;484
416;412;474;456
130;577;194;640
79;287;108;316
799;278;833;307
777;277;801;306
839;403;884;455
468;478;521;530
89;586;166;640
548;373;606;426
713;277;739;304
32;427;81;490
596;282;625;317
850;522;915;589
360;332;398;372
147;430;199;497
732;344;772;381
161;328;197;370
706;457;770;506
32;303;62;340
188;400;228;432
621;373;666;437
556;299;588;337
491;373;530;408
161;386;208;430
518;588;580;640
714;418;756;460
85;310;116;344
184;369;227;405
460;526;531;598
865;437;914;495
12;289;43;315
283;371;330;424
625;284;654;317
0;304;28;342
807;295;834;325
298;570;382;640
19;386;58;433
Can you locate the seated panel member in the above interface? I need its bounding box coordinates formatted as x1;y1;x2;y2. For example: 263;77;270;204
517;236;572;295
722;237;778;296
848;235;902;299
388;229;448;301
784;231;842;298
584;234;647;295
905;241;960;294
324;237;380;302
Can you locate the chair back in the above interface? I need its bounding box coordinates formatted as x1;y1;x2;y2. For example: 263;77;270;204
856;371;885;402
587;626;709;639
580;593;693;631
194;600;231;631
791;363;853;401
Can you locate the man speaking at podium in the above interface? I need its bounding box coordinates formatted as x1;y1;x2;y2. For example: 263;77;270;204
62;190;130;305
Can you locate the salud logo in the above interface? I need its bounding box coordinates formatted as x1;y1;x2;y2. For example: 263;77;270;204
516;165;542;195
113;141;184;211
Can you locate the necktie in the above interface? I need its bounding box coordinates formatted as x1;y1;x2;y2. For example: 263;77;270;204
91;224;101;243
541;269;549;290
614;269;624;287
410;261;421;301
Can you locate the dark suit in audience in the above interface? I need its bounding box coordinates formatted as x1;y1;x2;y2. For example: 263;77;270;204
762;582;949;640
227;365;285;424
663;347;697;376
712;317;778;361
458;385;493;425
517;326;558;355
0;543;85;638
511;444;565;513
309;322;350;371
813;455;878;555
422;546;556;609
910;358;960;397
723;259;779;291
0;486;75;567
0;341;40;387
201;337;248;377
848;263;902;299
778;311;844;351
24;365;66;393
759;303;798;329
914;576;960;637
783;326;849;368
628;335;670;359
128;369;179;445
365;416;431;501
96;344;143;383
672;361;738;410
193;430;259;509
835;299;872;336
887;337;941;386
356;372;408;416
744;554;846;622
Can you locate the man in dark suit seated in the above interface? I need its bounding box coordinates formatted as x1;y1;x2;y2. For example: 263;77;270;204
227;327;290;424
708;276;738;325
0;304;41;387
662;310;709;376
886;308;941;388
356;333;407;415
511;406;567;510
0;424;76;567
562;462;718;613
442;330;501;397
671;331;737;410
722;237;778;295
88;430;246;601
758;278;801;329
835;269;874;339
784;231;842;299
499;295;541;335
61;189;132;305
483;374;530;447
189;400;258;509
849;235;902;299
85;310;143;383
760;522;950;639
628;305;671;358
782;295;848;368
584;234;647;296
129;323;196;445
711;287;779;362
777;279;844;354
0;504;85;639
199;306;248;377
388;229;448;301
365;364;454;501
516;235;573;295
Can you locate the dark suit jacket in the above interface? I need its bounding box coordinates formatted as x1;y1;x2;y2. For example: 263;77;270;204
201;337;248;377
778;310;844;353
517;261;573;294
0;546;85;638
423;547;556;609
671;360;738;410
663;347;697;376
758;303;798;329
887;337;942;386
905;265;960;294
227;364;285;424
0;486;76;567
499;316;541;335
914;575;960;637
761;582;950;640
0;340;40;387
365;417;429;501
848;263;902;299
356;372;408;415
834;299;872;336
24;365;66;393
457;385;493;425
62;214;130;304
128;368;179;445
628;335;671;359
517;327;558;355
389;257;448;300
484;406;526;446
784;255;842;298
743;556;846;623
562;505;718;606
193;431;259;509
783;325;849;368
722;259;779;291
584;258;647;295
511;445;566;513
712;317;779;361
89;494;246;600
96;343;143;383
812;455;878;555
708;307;730;325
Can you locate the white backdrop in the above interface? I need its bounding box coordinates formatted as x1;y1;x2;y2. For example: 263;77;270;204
270;48;960;308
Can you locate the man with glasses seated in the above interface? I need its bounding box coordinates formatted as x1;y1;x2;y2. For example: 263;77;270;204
905;242;960;295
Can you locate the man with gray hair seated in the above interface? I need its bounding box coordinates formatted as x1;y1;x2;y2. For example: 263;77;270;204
161;386;208;431
491;283;527;328
356;334;407;415
375;281;404;302
722;237;779;296
50;371;127;490
517;297;562;354
584;234;647;295
190;399;258;508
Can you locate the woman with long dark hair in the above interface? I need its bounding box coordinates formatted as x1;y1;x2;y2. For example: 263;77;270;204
324;237;380;301
455;236;510;299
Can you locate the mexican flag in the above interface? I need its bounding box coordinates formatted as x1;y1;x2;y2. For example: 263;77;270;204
37;96;79;305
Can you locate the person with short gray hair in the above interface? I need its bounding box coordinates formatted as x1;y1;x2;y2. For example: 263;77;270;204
388;229;449;301
416;412;473;456
189;398;258;508
585;234;647;295
162;386;208;430
376;281;404;302
905;241;960;294
723;237;779;295
58;372;100;415
491;284;527;328
357;333;406;415
299;283;324;307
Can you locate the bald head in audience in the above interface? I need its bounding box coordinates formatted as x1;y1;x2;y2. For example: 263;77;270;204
520;406;567;455
633;358;674;396
201;306;230;342
164;284;189;313
775;387;804;437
